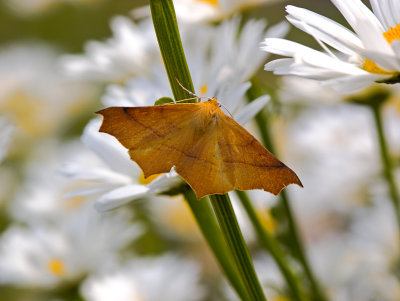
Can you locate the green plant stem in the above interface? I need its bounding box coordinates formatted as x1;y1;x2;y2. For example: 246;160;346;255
184;190;249;301
248;84;326;301
149;0;195;102
210;194;268;301
235;190;305;301
149;1;266;299
370;103;400;234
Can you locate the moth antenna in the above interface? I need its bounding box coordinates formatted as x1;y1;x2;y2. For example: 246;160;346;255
175;78;214;102
175;78;199;98
174;97;199;103
218;102;234;118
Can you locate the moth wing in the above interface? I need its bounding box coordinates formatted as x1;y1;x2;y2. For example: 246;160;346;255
214;114;302;196
97;103;204;177
174;109;302;199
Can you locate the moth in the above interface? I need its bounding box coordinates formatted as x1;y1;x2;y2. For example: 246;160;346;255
97;96;302;199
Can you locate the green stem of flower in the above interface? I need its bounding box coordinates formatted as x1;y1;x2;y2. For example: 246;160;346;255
370;103;400;235
149;0;195;102
184;190;249;301
210;194;268;301
235;190;305;301
247;83;326;301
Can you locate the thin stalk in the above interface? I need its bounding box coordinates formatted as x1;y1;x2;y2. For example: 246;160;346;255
184;190;249;301
235;190;305;301
370;103;400;235
210;194;268;301
149;0;195;102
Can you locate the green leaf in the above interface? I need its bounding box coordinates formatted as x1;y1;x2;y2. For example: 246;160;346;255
154;97;175;105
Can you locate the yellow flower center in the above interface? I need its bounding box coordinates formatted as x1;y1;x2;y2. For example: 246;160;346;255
195;0;218;6
139;172;162;185
362;24;400;75
0;92;52;136
383;23;400;44
199;84;208;95
48;259;66;277
363;59;393;75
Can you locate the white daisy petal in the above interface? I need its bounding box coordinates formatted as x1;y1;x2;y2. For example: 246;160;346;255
82;119;139;177
370;0;400;29
286;5;363;55
235;95;270;125
391;40;400;56
60;163;131;184
63;185;116;199
147;170;183;194
262;38;320;58
95;185;150;212
322;73;389;94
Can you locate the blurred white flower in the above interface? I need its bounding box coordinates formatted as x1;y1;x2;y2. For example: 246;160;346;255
262;1;400;94
181;17;288;89
0;43;98;154
147;194;202;241
278;76;342;105
0;117;14;163
103;16;283;123
172;0;281;23
80;254;204;301
281;103;380;240
1;139;144;288
385;88;400;153
61;16;158;83
10;139;95;221
62;13;287;87
3;0;105;18
0;207;143;288
60;119;183;212
310;200;399;301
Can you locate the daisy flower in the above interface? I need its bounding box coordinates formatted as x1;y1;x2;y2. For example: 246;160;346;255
132;0;281;23
62;12;287;84
310;201;399;301
284;103;380;238
0;207;143;288
80;254;204;301
173;0;280;23
0;43;97;156
60;120;184;212
261;1;400;94
3;0;105;18
0;139;144;288
60;16;158;84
